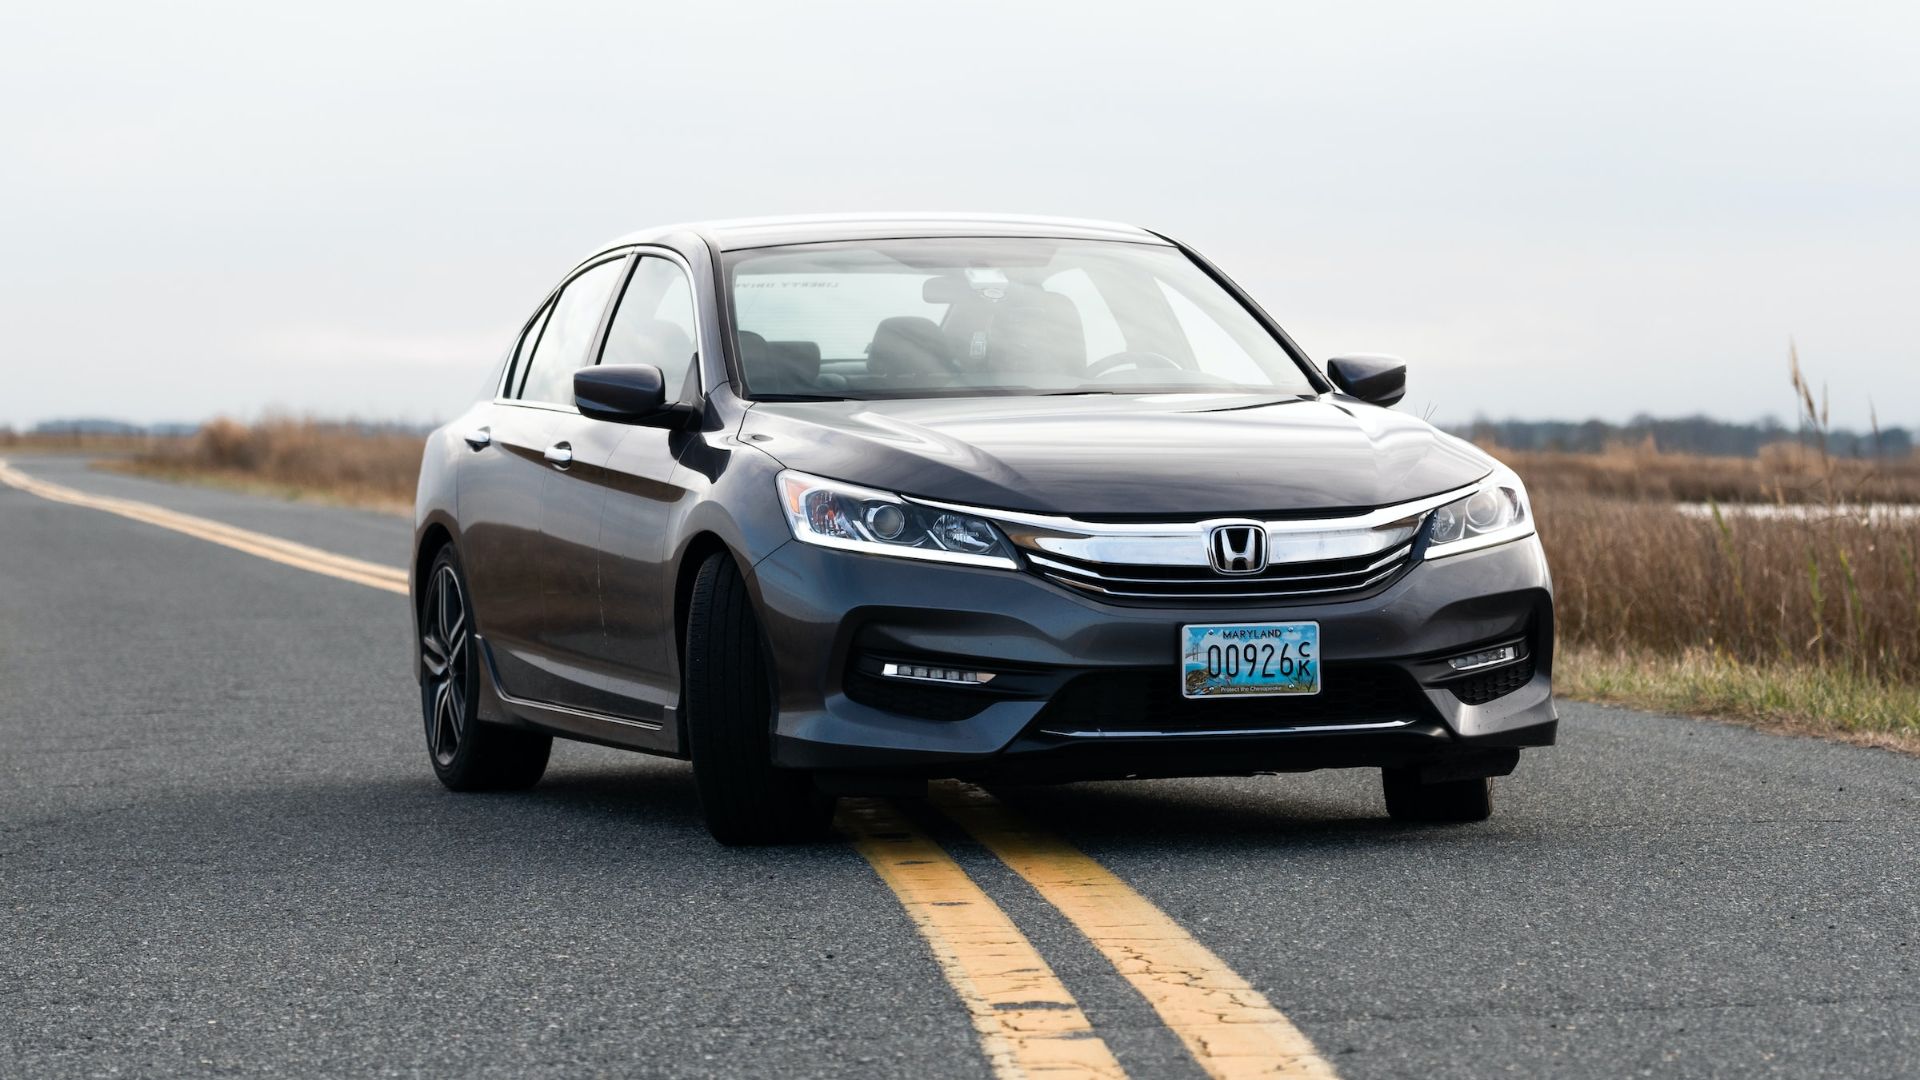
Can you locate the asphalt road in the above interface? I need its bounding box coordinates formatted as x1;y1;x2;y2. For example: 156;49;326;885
3;454;1917;1079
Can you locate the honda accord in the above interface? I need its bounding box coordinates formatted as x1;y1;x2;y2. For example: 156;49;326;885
410;213;1554;843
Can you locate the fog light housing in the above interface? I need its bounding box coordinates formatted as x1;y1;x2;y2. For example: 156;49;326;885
881;663;997;685
1447;645;1519;672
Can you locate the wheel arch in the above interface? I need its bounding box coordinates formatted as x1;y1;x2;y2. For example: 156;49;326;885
411;522;456;682
673;531;737;672
413;523;455;602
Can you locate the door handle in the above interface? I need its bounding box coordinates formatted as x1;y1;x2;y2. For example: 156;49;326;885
544;441;574;468
462;426;492;450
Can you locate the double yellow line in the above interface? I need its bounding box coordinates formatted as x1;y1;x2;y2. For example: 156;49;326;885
0;459;408;594
848;790;1337;1080
0;458;1338;1080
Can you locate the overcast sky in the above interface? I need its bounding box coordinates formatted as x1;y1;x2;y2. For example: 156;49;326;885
5;0;1916;430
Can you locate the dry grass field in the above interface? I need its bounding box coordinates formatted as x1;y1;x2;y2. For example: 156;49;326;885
1503;357;1920;749
1538;482;1920;675
0;430;159;454
1536;480;1920;750
102;418;424;514
19;410;1916;749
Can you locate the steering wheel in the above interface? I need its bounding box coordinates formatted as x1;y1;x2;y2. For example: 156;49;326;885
1085;351;1183;378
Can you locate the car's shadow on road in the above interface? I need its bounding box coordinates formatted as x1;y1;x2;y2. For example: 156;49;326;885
39;752;1462;881
974;775;1439;854
445;763;1426;858
399;761;1438;860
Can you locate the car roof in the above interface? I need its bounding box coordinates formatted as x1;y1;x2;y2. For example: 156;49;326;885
603;212;1171;253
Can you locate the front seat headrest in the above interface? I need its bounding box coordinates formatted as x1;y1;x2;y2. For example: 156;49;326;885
747;337;826;394
988;291;1086;375
867;316;951;377
770;340;821;380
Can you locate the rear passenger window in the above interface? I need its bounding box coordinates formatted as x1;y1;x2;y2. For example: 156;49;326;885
600;256;700;401
516;258;625;405
503;300;554;396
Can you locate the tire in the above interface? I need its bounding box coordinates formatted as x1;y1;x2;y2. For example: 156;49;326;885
418;545;551;791
684;552;834;845
1382;768;1493;823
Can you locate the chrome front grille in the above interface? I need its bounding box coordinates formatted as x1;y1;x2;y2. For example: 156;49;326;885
1026;539;1417;602
904;484;1479;607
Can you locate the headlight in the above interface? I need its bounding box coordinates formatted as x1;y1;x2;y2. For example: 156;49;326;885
1424;465;1534;557
776;470;1019;569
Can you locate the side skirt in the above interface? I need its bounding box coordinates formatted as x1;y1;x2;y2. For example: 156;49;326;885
476;637;685;758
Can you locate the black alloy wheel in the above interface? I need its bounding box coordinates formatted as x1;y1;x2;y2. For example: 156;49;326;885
418;546;551;791
420;558;471;768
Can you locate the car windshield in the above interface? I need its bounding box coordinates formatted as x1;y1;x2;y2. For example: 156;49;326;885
723;237;1319;400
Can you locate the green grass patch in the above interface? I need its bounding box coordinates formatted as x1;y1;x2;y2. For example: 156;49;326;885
1560;644;1920;753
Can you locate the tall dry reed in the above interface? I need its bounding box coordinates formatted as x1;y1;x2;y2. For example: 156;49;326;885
124;418;425;508
1535;491;1920;681
1523;351;1920;685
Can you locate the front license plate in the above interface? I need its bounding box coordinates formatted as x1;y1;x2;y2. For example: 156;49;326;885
1181;622;1320;698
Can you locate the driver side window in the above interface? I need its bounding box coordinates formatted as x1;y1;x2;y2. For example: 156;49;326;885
515;258;627;406
600;256;700;402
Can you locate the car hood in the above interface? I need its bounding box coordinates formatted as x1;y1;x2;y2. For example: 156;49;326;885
738;394;1494;518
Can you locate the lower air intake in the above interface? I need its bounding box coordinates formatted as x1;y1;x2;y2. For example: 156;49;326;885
1031;665;1431;736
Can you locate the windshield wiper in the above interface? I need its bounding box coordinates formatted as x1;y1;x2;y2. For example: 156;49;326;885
752;393;851;402
1036;385;1291;398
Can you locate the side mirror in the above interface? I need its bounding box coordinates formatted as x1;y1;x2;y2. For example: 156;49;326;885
1325;355;1407;407
573;364;690;427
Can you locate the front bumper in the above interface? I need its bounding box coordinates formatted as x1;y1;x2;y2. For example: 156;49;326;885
748;533;1556;778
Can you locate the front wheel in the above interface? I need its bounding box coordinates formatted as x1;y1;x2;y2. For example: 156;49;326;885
418;546;551;791
1382;769;1493;823
683;552;834;845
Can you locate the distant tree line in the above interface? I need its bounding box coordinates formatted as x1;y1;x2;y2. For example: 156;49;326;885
26;418;200;437
1452;414;1913;458
20;417;438;438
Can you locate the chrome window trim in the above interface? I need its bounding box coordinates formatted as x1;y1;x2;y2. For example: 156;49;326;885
909;482;1482;569
493;398;585;416
491;244;709;411
601;245;710;405
494;250;631;409
495;297;556;401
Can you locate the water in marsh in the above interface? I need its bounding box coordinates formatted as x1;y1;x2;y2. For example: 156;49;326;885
1676;502;1920;523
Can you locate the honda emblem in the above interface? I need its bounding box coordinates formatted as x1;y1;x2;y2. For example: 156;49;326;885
1208;524;1268;575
